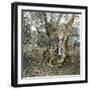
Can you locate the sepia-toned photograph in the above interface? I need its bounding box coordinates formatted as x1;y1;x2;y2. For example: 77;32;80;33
22;11;81;78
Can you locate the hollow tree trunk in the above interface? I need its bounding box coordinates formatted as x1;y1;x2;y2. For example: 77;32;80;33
43;13;75;66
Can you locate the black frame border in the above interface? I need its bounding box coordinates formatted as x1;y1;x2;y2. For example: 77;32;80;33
11;2;88;87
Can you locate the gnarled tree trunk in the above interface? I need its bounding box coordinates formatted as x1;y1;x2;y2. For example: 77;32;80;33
43;13;75;66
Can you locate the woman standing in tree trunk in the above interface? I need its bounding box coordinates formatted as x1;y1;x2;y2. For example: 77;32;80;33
56;30;63;56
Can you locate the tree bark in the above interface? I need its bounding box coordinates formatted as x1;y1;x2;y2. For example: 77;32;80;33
58;15;75;65
43;13;52;49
